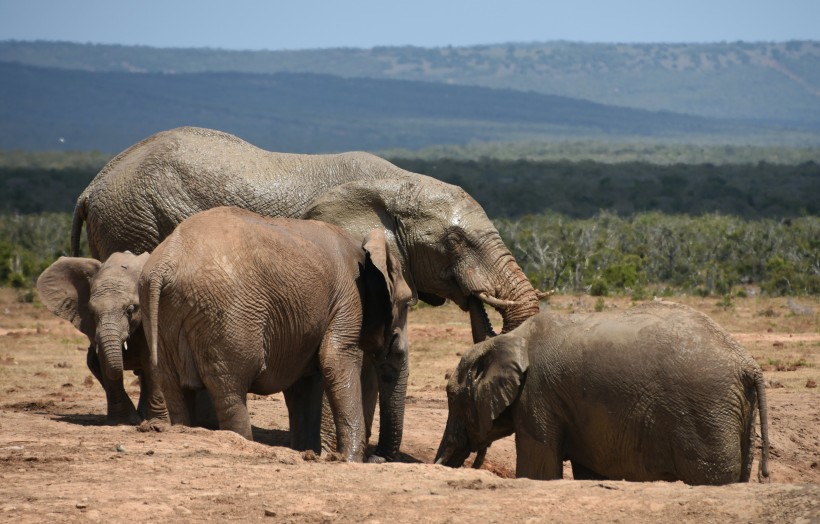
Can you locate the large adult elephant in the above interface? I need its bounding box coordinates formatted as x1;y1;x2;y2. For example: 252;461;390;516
72;126;540;342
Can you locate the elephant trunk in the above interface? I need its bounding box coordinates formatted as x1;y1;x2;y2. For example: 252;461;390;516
495;255;541;335
434;416;471;468
468;249;540;342
97;329;125;382
374;332;410;461
468;296;496;343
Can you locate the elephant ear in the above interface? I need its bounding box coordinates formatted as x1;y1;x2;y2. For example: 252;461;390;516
472;335;529;439
304;179;418;304
362;228;412;311
36;257;101;340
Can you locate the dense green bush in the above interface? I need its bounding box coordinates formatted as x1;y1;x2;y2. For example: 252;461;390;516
0;213;85;288
497;211;820;296
1;211;818;297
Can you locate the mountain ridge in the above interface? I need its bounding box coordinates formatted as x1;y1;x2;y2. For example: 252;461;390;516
2;60;792;154
2;39;819;125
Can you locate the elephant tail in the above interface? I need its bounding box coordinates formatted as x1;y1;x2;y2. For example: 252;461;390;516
146;267;165;369
754;370;770;481
70;196;87;257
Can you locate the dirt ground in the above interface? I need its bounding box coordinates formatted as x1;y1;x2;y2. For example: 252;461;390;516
1;289;818;523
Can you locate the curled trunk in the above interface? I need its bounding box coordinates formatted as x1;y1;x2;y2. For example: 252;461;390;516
467;250;541;342
496;256;541;335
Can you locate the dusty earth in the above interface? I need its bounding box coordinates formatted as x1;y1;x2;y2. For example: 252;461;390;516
1;289;818;523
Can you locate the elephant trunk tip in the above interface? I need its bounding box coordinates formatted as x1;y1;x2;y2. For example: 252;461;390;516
434;439;471;469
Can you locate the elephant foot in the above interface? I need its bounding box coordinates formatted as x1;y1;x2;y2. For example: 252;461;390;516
106;407;142;426
366;454;388;464
137;418;170;433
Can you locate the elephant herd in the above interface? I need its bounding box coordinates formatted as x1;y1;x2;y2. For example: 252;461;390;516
36;126;769;485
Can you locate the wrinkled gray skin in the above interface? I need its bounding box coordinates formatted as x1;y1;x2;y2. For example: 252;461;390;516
435;301;770;485
73;126;541;458
139;208;413;462
36;252;166;424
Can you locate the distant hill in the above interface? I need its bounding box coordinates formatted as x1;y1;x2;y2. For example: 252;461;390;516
0;61;781;154
2;40;819;127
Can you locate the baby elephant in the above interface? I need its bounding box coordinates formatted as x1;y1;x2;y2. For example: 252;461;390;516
37;252;167;424
435;301;770;485
139;207;412;462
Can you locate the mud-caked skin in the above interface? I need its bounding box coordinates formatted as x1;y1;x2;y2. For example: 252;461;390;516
435;301;770;485
139;207;413;462
36;252;166;425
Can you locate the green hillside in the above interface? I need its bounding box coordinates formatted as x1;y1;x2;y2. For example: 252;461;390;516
2;40;819;125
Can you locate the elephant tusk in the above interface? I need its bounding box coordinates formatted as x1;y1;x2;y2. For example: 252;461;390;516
123;340;128;352
475;292;518;309
536;289;556;300
434;457;445;466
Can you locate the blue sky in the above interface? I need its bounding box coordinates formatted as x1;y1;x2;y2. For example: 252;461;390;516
1;1;818;50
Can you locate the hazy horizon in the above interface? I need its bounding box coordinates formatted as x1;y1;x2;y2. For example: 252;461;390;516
1;1;818;52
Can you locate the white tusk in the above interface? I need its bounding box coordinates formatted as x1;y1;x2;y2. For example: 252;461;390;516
123;340;128;352
475;292;518;309
434;457;444;465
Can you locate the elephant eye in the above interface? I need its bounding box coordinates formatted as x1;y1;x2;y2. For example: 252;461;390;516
444;233;462;252
126;304;138;316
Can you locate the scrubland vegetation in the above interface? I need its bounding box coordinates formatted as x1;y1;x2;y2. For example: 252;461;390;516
1;149;817;296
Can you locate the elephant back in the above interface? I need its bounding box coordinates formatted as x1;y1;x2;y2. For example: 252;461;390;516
80;126;412;259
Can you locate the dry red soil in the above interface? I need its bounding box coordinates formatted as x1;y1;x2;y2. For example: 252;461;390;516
1;290;818;522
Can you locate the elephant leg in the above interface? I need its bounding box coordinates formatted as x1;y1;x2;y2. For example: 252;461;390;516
211;391;252;440
192;390;219;429
135;369;168;423
86;344;103;384
319;361;377;455
134;343;168;423
160;373;194;428
319;335;365;462
319;395;336;454
372;338;409;463
361;359;378;443
283;373;323;452
571;461;607;480
515;429;563;480
136;371;147;416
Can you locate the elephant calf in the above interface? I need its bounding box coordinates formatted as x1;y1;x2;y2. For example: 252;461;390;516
139;206;412;462
435;301;770;485
37;252;167;425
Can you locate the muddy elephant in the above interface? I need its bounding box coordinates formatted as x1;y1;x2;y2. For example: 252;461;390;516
72;126;540;343
435;301;770;485
36;252;166;424
139;207;413;462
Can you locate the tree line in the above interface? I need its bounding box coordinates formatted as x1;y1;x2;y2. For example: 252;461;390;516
2;158;818;218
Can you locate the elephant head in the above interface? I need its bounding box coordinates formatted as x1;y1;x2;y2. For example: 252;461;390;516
304;176;541;342
435;333;529;468
37;252;149;382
